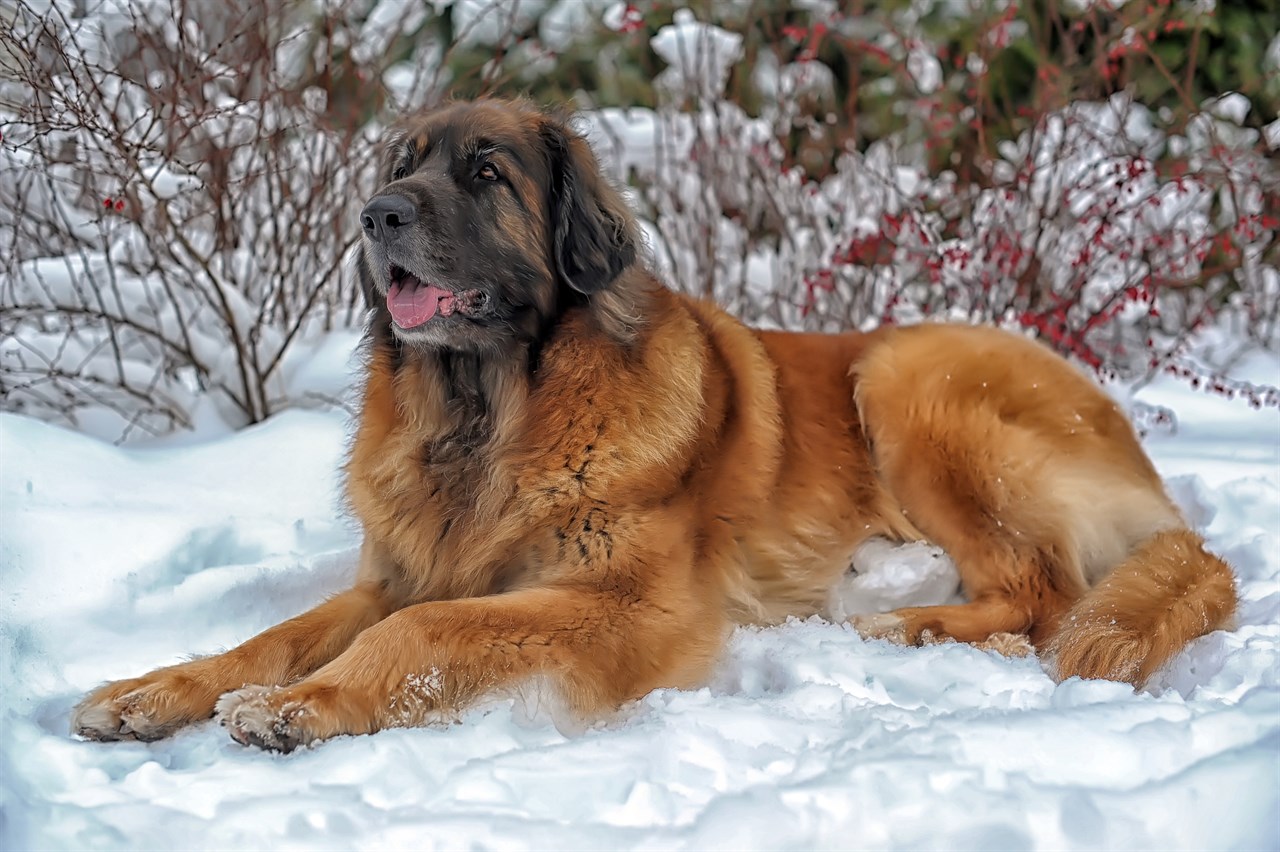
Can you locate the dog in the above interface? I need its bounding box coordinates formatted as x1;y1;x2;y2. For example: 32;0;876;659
71;99;1237;751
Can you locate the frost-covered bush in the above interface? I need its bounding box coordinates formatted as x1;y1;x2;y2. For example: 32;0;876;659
0;0;391;439
581;4;1280;410
2;0;1277;443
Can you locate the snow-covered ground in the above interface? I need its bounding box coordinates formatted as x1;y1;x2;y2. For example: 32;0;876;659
1;331;1277;851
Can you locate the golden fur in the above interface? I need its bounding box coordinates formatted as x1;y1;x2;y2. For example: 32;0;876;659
72;101;1237;751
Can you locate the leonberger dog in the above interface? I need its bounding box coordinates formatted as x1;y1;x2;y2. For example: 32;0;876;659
72;99;1237;751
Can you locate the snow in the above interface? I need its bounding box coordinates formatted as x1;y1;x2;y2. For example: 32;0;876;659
542;0;614;51
1;334;1278;850
146;163;203;200
452;0;549;48
351;0;430;65
650;10;745;99
1207;93;1251;126
906;48;942;95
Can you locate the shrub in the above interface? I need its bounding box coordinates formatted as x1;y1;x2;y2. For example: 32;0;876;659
579;2;1279;411
0;0;383;438
2;0;1276;443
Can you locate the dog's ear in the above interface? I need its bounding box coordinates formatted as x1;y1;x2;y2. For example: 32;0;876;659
541;119;638;294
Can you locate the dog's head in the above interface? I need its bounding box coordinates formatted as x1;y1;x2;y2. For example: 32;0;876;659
358;99;640;352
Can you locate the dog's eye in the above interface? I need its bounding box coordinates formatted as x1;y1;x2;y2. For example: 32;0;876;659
477;162;500;182
392;165;409;181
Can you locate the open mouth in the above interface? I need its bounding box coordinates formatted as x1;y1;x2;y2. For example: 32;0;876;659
387;265;481;329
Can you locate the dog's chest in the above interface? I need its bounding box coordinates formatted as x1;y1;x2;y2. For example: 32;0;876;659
349;422;516;594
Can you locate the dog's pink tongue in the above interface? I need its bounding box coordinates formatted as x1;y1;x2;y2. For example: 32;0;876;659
388;281;454;328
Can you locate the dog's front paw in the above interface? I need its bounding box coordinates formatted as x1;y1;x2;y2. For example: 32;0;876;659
216;685;313;753
72;669;216;742
216;682;357;753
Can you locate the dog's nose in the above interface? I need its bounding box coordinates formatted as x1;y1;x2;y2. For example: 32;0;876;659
360;195;417;242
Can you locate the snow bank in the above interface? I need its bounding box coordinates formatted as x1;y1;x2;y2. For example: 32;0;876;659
1;339;1277;850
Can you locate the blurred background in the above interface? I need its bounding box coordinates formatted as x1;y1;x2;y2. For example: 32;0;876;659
2;0;1277;441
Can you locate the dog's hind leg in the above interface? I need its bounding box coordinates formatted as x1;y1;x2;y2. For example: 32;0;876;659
848;328;1102;650
855;550;1075;644
850;413;1084;647
847;324;1228;681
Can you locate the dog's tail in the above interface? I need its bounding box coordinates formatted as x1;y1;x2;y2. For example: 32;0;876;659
1046;528;1237;686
